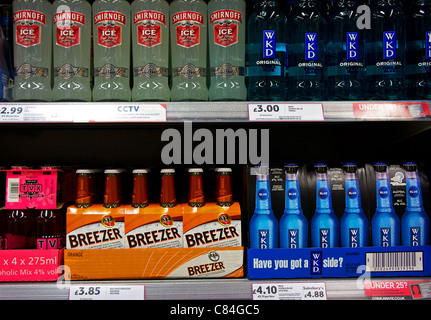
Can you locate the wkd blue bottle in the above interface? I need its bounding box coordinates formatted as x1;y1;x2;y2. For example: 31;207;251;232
246;0;288;101
405;0;431;99
249;166;279;248
365;0;406;100
401;162;430;246
311;163;339;248
340;163;369;248
288;0;326;101
326;0;365;100
371;163;400;247
280;164;308;248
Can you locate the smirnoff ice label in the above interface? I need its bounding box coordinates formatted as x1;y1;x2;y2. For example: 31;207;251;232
210;10;241;47
14;10;46;48
54;11;85;48
94;11;126;48
134;10;166;48
172;11;203;48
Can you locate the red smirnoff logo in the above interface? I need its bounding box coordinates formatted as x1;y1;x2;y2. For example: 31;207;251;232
211;10;241;47
94;11;126;25
53;11;85;25
134;11;165;47
13;10;46;25
14;10;46;47
210;10;242;24
54;11;85;48
172;11;203;25
173;11;202;48
134;10;166;26
95;11;125;48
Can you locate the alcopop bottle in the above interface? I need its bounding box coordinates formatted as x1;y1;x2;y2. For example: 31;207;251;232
92;0;131;102
340;163;369;248
36;208;64;249
246;0;287;101
12;0;52;101
371;163;400;247
326;0;365;100
215;168;233;207
279;163;308;249
405;0;431;99
5;209;35;249
311;163;339;248
249;165;278;249
52;0;91;102
365;0;406;100
170;0;208;101
160;168;176;207
188;168;205;207
132;169;149;208
288;0;326;101
131;0;170;101
103;169;122;208
208;0;246;101
401;162;430;246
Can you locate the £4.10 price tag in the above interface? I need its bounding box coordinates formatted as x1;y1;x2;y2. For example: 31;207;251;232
252;282;327;300
69;285;145;300
248;103;324;122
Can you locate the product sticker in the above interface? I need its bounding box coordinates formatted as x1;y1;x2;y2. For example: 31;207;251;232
94;11;126;48
14;10;46;47
54;11;85;48
252;282;326;300
364;280;431;300
69;285;145;300
172;11;204;48
352;102;430;119
134;10;166;47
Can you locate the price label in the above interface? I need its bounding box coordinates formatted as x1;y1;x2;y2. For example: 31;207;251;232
69;285;145;300
248;103;324;121
0;105;25;121
252;282;326;300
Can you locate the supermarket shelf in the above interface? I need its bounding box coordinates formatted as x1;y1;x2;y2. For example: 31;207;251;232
0;277;430;300
0;101;430;123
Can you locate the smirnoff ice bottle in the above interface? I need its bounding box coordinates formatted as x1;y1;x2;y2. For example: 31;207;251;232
208;0;246;101
170;0;208;101
12;0;52;101
131;0;170;101
52;0;91;102
92;0;131;102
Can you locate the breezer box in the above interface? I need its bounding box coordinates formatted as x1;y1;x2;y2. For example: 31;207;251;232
64;247;244;280
248;246;431;279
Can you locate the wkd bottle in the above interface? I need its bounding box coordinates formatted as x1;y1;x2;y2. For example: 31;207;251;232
249;166;278;249
405;0;431;99
131;0;170;101
52;0;92;102
170;0;208;101
326;0;365;100
208;0;246;101
12;0;52;101
92;0;131;101
365;0;406;100
288;0;326;101
371;163;400;247
246;0;287;101
279;164;308;249
401;162;430;246
340;163;369;248
311;163;339;248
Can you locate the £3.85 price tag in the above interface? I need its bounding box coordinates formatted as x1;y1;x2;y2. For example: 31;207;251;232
248;103;324;122
252;282;327;300
69;285;145;300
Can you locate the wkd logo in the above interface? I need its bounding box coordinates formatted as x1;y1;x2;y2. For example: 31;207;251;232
305;33;317;61
259;229;269;249
349;228;359;248
263;30;275;58
347;32;359;60
311;251;322;275
380;227;391;247
383;31;396;59
288;229;299;249
320;228;330;248
410;227;421;246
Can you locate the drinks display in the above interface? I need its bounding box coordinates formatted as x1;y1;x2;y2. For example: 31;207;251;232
12;0;52;101
340;163;368;248
92;0;131;102
401;162;430;246
288;0;326;101
371;162;400;247
52;0;91;102
249;165;278;249
310;163;339;248
326;0;365;100
170;0;208;101
131;0;170;102
279;163;308;249
246;0;287;101
208;0;246;101
365;0;406;100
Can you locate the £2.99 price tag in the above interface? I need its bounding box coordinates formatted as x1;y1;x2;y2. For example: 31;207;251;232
252;282;327;300
248;103;324;122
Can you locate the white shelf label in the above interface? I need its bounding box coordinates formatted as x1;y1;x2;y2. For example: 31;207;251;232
69;285;145;300
248;103;324;121
252;282;327;300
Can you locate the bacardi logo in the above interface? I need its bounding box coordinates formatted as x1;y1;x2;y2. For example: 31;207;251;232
94;11;126;48
172;11;203;48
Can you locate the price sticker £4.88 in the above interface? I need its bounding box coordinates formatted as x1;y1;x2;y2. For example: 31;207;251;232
252;282;327;300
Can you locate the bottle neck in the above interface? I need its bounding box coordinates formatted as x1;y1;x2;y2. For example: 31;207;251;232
284;172;301;213
255;173;273;214
375;171;393;211
333;0;359;9
405;170;424;210
132;174;148;208
103;174;121;208
315;173;333;212
345;173;362;212
75;174;92;208
369;0;402;8
188;173;205;207
297;0;320;9
216;173;233;207
160;174;176;208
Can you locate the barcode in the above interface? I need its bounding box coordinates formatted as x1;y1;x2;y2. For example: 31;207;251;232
366;251;424;272
6;178;20;203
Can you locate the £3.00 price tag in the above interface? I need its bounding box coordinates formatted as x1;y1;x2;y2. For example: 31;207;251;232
248;103;324;121
252;282;327;300
69;285;145;300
